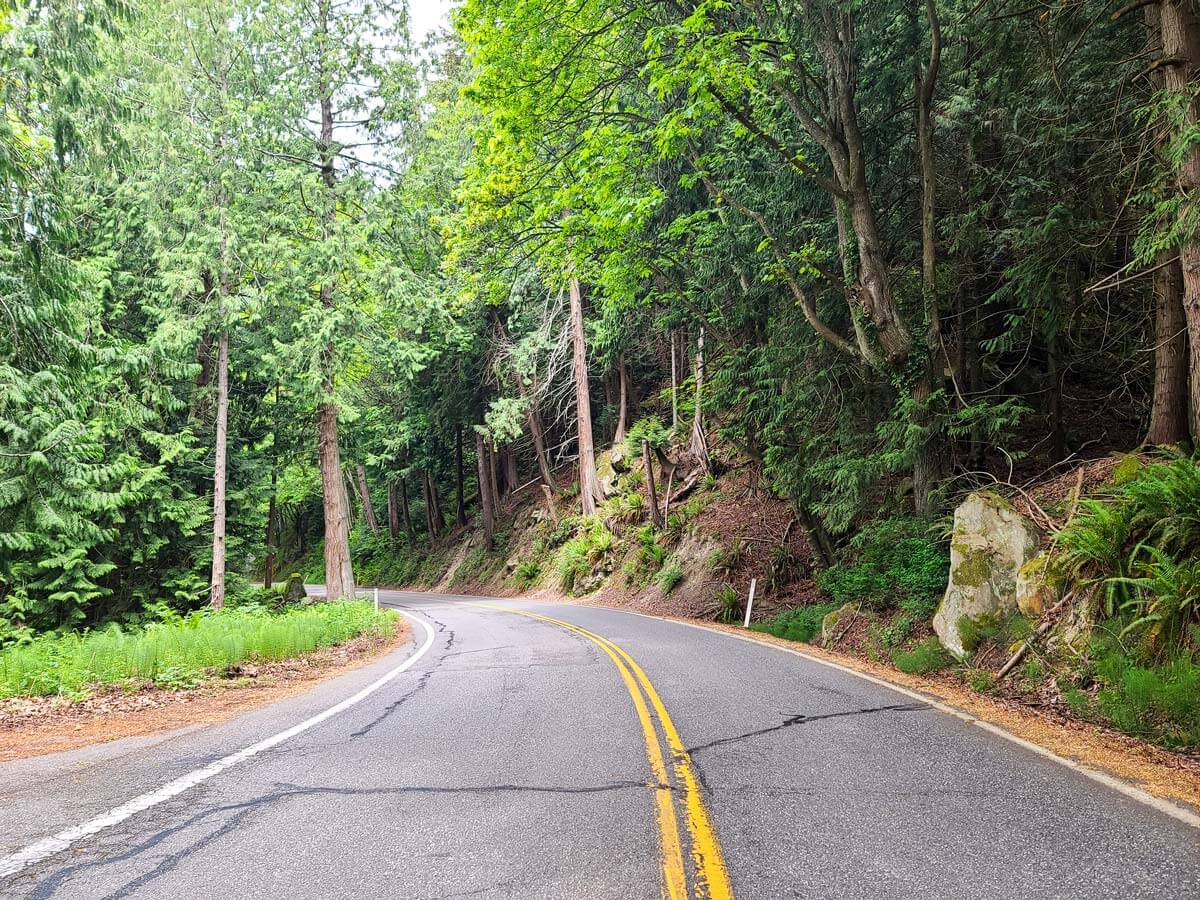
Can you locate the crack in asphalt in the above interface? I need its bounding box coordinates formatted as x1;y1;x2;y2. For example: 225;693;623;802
350;667;436;738
443;644;514;659
687;702;930;756
19;780;659;899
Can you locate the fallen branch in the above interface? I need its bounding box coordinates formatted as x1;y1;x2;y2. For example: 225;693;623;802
997;591;1074;680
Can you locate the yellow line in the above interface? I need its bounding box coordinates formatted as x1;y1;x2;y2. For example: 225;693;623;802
472;603;732;899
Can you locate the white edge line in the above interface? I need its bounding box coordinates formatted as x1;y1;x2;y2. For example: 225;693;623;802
613;606;1200;830
411;590;1200;830
0;611;436;881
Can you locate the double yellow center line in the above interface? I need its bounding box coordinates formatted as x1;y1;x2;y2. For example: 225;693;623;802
472;603;733;900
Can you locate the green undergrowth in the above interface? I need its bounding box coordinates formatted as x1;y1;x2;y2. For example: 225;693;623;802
750;604;839;643
891;637;954;675
0;600;396;699
1063;634;1200;750
817;517;948;617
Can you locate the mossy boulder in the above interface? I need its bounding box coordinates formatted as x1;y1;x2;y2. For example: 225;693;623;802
595;449;620;497
933;491;1040;657
282;572;308;605
1013;552;1065;619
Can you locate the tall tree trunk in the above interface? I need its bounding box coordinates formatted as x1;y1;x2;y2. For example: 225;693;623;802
689;327;711;474
387;481;400;540
1160;0;1200;428
398;476;416;544
670;330;680;432
476;431;495;551
796;503;836;569
614;352;629;446
430;472;446;534
524;390;558;492
356;464;379;534
210;327;229;609
502;444;519;498
455;425;468;527
1145;4;1192;445
422;470;437;543
314;0;354;599
264;476;278;590
569;274;601;514
643;440;664;529
1147;255;1191;444
318;405;355;598
911;0;944;515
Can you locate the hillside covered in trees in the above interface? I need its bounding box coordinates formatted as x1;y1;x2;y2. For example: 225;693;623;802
4;0;1200;744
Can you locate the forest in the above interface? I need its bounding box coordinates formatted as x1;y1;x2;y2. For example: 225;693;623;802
3;0;1200;743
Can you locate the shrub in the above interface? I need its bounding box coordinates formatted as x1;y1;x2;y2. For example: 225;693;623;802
656;558;684;594
878;614;914;649
891;637;954;675
750;604;839;643
708;540;746;578
714;584;739;623
514;560;541;589
1077;649;1200;749
1056;454;1200;651
818;517;948;615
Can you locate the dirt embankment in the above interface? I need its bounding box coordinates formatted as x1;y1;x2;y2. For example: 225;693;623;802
0;621;409;762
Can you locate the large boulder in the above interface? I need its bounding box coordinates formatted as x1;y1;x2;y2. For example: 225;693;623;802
933;491;1040;657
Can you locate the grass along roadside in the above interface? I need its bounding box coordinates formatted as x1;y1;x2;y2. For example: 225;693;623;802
0;601;398;699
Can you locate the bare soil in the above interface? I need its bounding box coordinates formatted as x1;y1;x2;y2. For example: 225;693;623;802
0;621;410;763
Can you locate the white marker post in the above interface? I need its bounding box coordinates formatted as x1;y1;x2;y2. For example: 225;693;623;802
373;587;379;612
743;577;757;628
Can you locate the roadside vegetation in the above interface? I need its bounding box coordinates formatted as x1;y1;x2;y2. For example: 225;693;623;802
0;600;395;699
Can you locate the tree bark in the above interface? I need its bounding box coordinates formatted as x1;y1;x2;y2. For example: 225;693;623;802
455;425;468;527
569;274;602;514
356;464;379;534
643;440;664;529
387;481;400;540
210;327;229;609
910;0;944;515
1160;0;1200;429
689;327;711;474
314;0;355;600
670;330;679;432
430;472;446;535
398;476;416;544
318;404;355;599
502;444;519;499
264;481;277;590
422;470;439;543
476;431;495;551
1147;255;1191;444
1145;4;1192;445
525;392;558;492
614;352;629;446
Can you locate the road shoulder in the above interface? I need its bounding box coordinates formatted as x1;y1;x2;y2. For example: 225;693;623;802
0;620;411;763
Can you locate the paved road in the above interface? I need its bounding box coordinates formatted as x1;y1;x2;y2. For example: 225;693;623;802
2;591;1198;899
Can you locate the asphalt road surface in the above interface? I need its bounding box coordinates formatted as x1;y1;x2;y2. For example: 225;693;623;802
2;590;1199;899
